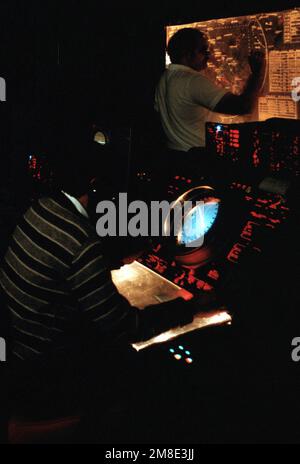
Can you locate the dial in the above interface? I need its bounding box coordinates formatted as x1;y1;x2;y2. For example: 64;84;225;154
178;196;220;246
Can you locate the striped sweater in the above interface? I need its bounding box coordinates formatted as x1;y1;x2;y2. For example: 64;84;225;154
0;192;192;360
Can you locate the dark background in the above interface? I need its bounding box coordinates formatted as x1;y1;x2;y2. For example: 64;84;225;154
0;0;300;444
1;0;300;144
0;0;299;187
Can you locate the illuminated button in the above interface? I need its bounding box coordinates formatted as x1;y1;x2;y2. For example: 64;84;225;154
178;345;184;350
174;354;182;360
169;348;175;353
185;350;191;355
185;358;193;364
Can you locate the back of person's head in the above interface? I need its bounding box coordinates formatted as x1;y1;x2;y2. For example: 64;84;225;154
167;28;205;64
50;119;109;199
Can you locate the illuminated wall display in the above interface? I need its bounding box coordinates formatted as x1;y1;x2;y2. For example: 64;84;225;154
166;8;300;122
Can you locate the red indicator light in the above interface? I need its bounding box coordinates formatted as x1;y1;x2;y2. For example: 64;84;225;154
269;218;281;224
227;243;245;264
203;283;213;291
196;280;206;290
250;212;267;220
269;200;281;210
208;269;219;281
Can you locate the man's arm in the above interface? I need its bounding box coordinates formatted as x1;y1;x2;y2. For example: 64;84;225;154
214;51;265;116
68;239;199;343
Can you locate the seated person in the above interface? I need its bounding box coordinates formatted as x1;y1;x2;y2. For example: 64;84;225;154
0;122;215;439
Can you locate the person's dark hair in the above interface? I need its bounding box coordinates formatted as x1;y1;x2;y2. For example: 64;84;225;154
167;28;205;64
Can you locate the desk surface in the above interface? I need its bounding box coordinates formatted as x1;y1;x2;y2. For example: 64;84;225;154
111;261;231;351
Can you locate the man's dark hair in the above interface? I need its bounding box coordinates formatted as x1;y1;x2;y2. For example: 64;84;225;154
167;28;205;64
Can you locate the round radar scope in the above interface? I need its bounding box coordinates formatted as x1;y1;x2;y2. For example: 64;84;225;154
163;185;225;268
178;193;220;246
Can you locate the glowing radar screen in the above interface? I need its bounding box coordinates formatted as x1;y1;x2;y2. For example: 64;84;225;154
178;198;220;246
163;185;221;256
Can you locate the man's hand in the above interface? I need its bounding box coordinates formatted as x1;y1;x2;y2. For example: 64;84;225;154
248;50;265;76
214;50;266;116
186;289;218;316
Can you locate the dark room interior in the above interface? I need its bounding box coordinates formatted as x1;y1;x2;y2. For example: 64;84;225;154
0;0;300;445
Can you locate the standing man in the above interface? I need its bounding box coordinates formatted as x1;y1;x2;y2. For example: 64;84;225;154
155;28;265;173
